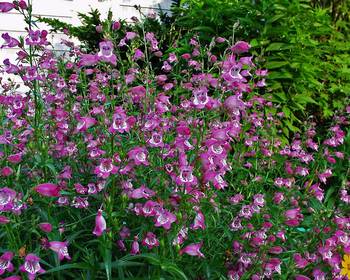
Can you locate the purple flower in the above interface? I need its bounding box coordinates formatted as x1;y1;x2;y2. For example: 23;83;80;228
130;236;140;255
129;185;156;199
173;227;188;245
25;30;48;46
142;232;159;249
128;147;149;166
231;41;251;54
253;194;265;208
0;251;14;275
93;209;106;236
2;276;22;280
34;183;60;197
229;194;244;205
116;240;126;251
191;210;206;230
119;226;130;239
154;210;177;230
0;187;16;211
0;2;15;13
39;223;53;233
97;41;117;65
133;49;144;61
78;54;98;67
175;166;198;188
112;21;121;30
285;208;303;227
224;95;245;115
125;32;137;41
128;86;146;103
293;253;309;268
239;205;253;219
75;116;96;133
3;59;19;74
49;241;71;261
180;242;205;258
295;275;311;280
20;254;45;280
1;33;20;48
147;132;164;147
94;159;118;179
263;258;281;277
0;215;10;224
109;107;136;134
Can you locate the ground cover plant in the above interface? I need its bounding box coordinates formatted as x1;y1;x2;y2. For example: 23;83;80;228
0;1;350;279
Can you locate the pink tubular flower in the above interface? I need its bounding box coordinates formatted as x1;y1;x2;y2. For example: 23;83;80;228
0;215;10;224
78;54;98;67
173;227;188;246
128;86;146;103
109;107;136;134
25;30;48;46
20;254;45;280
180;242;205;258
175;165;198;188
285;208;303;227
0;2;15;13
142;232;159;249
93;209;106;236
0;187;17;211
1;166;13;177
128;147;149;166
295;275;311;280
75;116;96;133
49;241;71;261
2;276;22;280
7;153;22;164
129;185;156;199
318;169;332;184
133;48;144;61
293;253;309;268
154;210;177;230
263;258;281;277
39;223;53;233
191;210;206;230
0;251;14;275
112;21;121;30
130;236;140;255
231;41;251;54
34;183;60;197
94;159;118;179
1;33;20;48
224;95;245;115
97;41;117;65
18;0;27;9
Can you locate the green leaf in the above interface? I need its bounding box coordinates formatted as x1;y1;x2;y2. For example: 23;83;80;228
192;26;216;34
266;43;291;52
268;71;293;79
161;264;188;280
293;94;317;104
250;39;259;48
43;263;91;274
265;60;289;69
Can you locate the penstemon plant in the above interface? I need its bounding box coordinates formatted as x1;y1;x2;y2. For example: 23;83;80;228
0;1;349;280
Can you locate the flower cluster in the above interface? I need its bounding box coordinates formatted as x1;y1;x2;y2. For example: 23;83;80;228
0;1;349;279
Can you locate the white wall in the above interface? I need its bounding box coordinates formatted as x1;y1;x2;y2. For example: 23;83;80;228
0;0;171;66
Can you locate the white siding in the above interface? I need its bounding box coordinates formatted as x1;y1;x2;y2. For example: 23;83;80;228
0;0;171;65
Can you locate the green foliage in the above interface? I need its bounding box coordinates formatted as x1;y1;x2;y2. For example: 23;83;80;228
171;0;350;133
38;9;104;52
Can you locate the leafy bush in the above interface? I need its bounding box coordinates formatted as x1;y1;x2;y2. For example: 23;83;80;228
171;0;350;134
0;1;349;280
